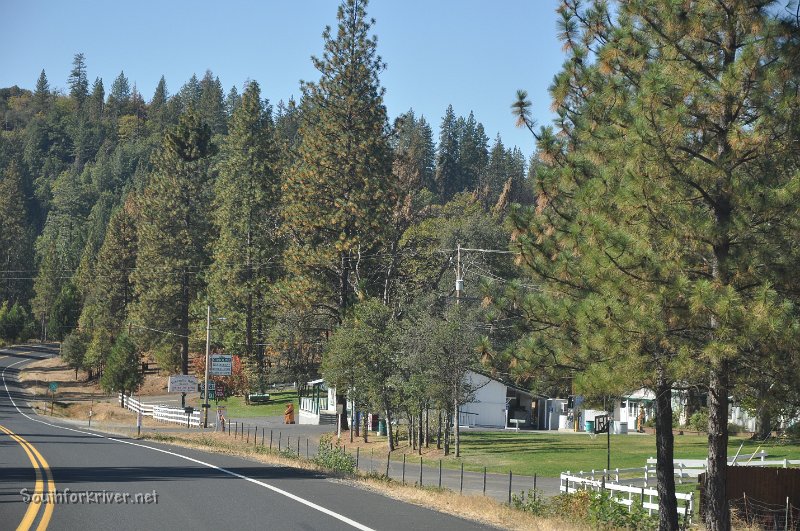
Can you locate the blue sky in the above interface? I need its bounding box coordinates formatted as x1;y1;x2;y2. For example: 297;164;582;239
2;0;564;156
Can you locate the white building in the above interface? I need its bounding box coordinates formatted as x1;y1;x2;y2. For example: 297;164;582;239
460;371;544;429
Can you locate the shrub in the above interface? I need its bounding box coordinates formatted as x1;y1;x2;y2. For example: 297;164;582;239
544;491;591;521
689;409;709;433
511;489;547;515
588;491;658;531
313;433;356;474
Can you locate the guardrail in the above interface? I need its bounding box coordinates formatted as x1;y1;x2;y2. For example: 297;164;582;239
120;393;201;428
560;473;694;524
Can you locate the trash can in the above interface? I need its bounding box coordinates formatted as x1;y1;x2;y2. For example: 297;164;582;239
585;420;595;433
377;419;387;436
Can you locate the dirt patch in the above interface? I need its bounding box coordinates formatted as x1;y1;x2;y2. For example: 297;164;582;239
18;356;107;402
18;356;170;401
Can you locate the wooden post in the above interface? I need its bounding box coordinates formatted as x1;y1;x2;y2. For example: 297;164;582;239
508;470;512;505
460;463;464;494
483;467;487;495
402;454;406;485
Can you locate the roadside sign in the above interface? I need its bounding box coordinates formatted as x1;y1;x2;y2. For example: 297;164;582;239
210;354;232;376
199;381;215;399
48;382;58;392
215;383;225;399
168;375;198;393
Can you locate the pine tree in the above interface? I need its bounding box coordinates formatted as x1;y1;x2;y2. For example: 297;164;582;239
435;105;460;201
0;161;34;304
108;71;131;120
393;110;435;194
283;0;395;320
224;85;241;119
508;2;800;529
68;53;89;110
209;81;279;392
33;70;50;115
199;71;226;135
148;76;169;134
78;193;137;338
457;111;488;194
87;77;105;124
130;110;217;374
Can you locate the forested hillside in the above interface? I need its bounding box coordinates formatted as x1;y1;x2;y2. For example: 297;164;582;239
0;3;532;392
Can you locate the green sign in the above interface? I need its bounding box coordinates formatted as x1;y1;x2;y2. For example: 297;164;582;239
48;382;58;392
200;381;215;399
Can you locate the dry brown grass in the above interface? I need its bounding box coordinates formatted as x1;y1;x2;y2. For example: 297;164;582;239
19;356;170;399
356;479;589;531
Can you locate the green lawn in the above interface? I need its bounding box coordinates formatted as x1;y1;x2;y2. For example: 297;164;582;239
190;391;298;418
390;431;800;477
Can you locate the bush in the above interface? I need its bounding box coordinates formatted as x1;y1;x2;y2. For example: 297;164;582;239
313;434;356;475
588;491;658;531
548;491;592;521
689;409;709;433
511;489;547;515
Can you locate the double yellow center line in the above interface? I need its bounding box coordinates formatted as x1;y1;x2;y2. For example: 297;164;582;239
0;424;55;530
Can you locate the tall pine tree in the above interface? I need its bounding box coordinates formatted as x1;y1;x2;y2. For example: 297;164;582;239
509;2;800;529
130;110;217;374
283;0;395;321
209;81;279;391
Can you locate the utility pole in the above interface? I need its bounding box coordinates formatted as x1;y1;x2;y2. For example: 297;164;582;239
455;242;463;304
203;305;211;428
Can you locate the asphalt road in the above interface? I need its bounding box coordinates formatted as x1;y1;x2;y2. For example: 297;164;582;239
0;345;496;531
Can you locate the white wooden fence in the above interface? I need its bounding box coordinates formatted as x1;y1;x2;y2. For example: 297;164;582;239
120;394;201;428
560;473;694;524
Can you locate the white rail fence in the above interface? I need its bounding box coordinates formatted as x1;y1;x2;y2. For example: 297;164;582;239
120;394;201;428
560;473;694;524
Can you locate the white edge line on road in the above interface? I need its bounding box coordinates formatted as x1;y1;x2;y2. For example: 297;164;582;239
1;350;375;531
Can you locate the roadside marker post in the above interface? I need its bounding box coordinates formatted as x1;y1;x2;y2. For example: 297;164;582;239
508;470;512;505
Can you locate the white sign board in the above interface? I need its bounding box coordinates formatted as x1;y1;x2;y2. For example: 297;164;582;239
210;354;232;376
168;374;198;393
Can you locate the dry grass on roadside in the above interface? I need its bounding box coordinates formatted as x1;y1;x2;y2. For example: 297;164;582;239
356;478;589;531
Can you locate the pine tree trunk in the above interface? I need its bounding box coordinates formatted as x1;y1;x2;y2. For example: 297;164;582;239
363;410;368;443
180;270;190;375
654;370;679;531
705;363;730;531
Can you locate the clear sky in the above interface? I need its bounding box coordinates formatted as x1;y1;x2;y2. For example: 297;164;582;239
1;0;564;157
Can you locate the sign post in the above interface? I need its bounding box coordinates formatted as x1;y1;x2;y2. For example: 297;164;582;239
168;375;197;394
594;414;611;472
48;382;58;415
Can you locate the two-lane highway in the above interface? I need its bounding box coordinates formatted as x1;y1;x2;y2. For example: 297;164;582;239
0;345;495;530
